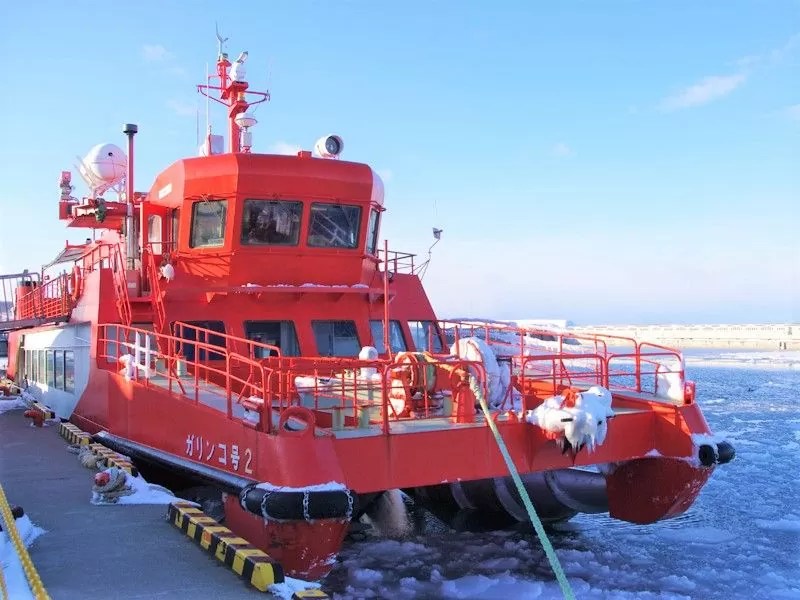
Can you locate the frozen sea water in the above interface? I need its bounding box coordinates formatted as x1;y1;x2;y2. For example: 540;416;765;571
324;356;800;599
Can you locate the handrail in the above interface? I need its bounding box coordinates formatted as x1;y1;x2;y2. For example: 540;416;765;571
171;321;283;362
97;323;271;429
14;273;72;322
143;247;166;332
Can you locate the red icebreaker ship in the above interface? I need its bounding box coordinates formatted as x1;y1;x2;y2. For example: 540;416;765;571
2;37;733;579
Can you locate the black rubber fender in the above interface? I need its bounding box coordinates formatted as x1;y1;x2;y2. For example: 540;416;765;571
698;444;718;467
240;485;359;521
716;441;735;465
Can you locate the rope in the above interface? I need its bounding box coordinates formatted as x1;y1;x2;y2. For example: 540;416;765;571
0;546;8;600
76;446;100;469
469;375;576;600
92;468;135;503
0;483;51;600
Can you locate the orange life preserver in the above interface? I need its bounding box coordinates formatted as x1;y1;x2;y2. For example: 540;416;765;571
69;266;83;302
277;405;316;437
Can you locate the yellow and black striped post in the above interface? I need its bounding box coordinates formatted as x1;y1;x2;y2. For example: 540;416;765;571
167;501;285;592
58;422;91;446
88;443;138;476
32;402;55;421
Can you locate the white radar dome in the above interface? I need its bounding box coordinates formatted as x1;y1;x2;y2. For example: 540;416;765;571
81;143;128;184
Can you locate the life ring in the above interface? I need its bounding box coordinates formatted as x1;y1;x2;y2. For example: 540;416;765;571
68;266;83;302
277;405;316;437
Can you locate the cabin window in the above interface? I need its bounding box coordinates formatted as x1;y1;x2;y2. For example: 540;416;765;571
46;350;55;387
0;337;8;360
241;200;303;246
54;351;64;390
190;200;227;248
64;350;75;393
39;350;46;384
170;208;180;250
244;321;300;357
173;321;226;361
312;320;360;357
408;320;444;353
366;210;380;255
369;320;407;354
307;203;362;249
148;214;163;254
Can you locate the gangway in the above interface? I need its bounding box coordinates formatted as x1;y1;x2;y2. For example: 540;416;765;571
0;271;72;332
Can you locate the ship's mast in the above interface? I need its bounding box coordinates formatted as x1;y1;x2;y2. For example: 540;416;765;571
198;29;270;154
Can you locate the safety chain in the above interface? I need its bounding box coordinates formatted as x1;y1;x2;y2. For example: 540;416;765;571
258;487;274;520
344;489;354;521
0;484;51;600
302;491;310;522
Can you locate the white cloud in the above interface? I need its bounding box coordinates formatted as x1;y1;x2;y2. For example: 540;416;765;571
166;99;195;117
551;142;573;157
142;44;173;62
785;104;800;121
659;73;748;111
376;168;393;181
269;141;302;155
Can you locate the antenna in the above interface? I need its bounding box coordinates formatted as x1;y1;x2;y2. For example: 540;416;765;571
215;22;229;57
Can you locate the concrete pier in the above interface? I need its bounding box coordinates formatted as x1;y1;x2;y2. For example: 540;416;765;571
569;323;799;350
0;407;264;599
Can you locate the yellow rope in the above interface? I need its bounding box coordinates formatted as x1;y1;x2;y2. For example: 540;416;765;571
0;483;51;600
469;375;576;600
0;550;8;600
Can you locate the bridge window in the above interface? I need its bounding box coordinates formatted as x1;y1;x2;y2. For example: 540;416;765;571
312;320;360;357
190;200;228;248
241;200;303;246
366;210;380;255
408;320;444;353
308;203;362;249
370;320;407;354
244;320;300;357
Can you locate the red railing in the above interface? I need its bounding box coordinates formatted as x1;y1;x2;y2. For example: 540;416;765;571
143;247;167;332
378;249;416;274
97;321;492;435
62;241;132;325
439;319;687;402
98;323;271;424
14;274;72;322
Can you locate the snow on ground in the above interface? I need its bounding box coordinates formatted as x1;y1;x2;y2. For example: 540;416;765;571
0;515;46;600
323;352;800;599
0;396;25;415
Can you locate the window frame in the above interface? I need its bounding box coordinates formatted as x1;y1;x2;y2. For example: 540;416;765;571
311;320;361;357
243;320;301;357
190;199;228;249
240;199;304;247
366;209;380;255
369;320;407;354
408;320;444;353
307;202;363;249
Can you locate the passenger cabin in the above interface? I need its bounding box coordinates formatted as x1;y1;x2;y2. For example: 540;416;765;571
138;152;445;360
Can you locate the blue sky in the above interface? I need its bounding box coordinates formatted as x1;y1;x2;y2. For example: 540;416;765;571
0;1;797;324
